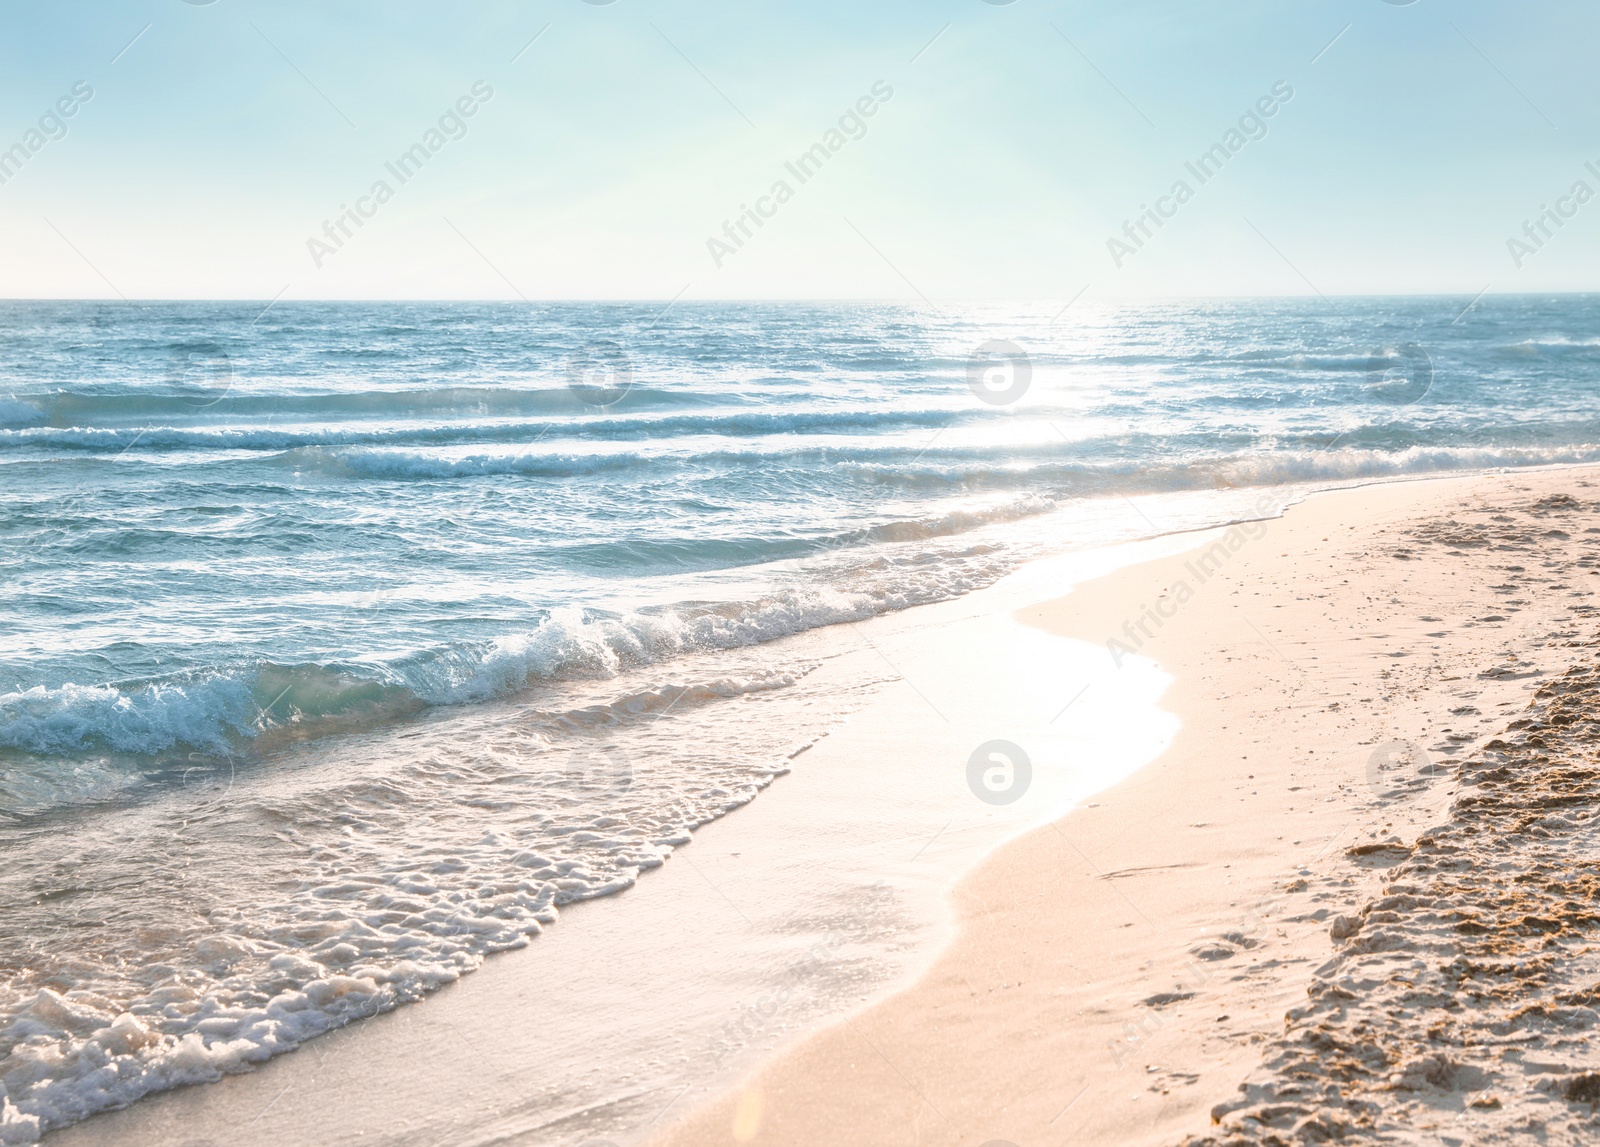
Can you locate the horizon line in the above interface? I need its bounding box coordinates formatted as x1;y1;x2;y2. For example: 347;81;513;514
0;290;1597;305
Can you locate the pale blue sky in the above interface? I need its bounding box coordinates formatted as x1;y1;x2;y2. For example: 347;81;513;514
0;0;1595;299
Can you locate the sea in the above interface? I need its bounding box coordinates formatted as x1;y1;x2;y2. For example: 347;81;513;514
2;295;1598;1140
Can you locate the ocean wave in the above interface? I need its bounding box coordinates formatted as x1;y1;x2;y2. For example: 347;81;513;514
381;567;1010;706
0;544;1014;767
1213;442;1600;485
852;493;1055;544
291;445;656;480
0;665;421;760
0;677;262;758
28;385;722;425
1211;351;1417;372
841;441;1600;493
0;406;973;455
1497;337;1600;356
280;439;1071;481
0;398;46;428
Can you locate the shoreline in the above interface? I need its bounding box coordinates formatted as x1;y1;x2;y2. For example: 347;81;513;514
42;494;1211;1146
649;463;1600;1146
31;463;1600;1147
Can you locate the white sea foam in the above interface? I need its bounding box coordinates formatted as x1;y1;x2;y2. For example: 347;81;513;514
0;532;1017;781
1499;336;1600;355
0;679;259;757
0;660;863;1143
842;443;1600;490
1218;443;1600;485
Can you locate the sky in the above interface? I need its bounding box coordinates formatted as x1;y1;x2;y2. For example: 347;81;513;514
0;0;1596;300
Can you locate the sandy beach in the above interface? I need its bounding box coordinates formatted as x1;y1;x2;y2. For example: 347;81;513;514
651;465;1600;1147
8;7;1599;1144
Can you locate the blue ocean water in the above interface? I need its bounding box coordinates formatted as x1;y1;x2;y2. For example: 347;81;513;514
4;297;1598;769
1;295;1598;1138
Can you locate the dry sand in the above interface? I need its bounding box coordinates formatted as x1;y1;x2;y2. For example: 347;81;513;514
651;466;1600;1147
